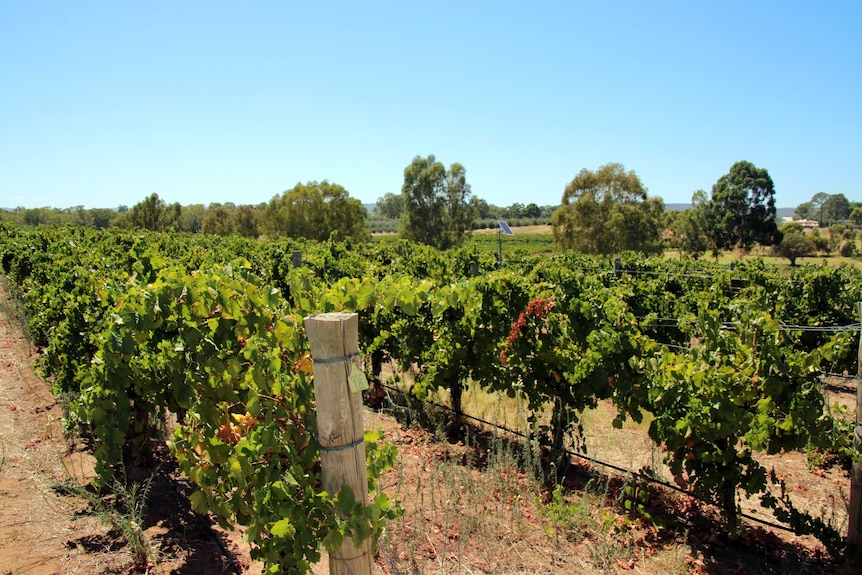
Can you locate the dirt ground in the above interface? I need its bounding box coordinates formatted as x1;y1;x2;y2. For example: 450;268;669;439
0;306;91;575
0;281;268;575
0;274;855;575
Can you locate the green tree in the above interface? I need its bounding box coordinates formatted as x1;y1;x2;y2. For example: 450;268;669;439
178;204;207;233
794;201;813;220
234;205;261;238
674;191;710;259
472;198;492;219
551;163;663;255
706;161;781;253
810;192;830;225
118;193;180;232
781;221;804;234
808;228;831;254
262;181;369;242
374;192;404;220
772;232;815;265
399;155;475;250
201;205;236;236
821;194;850;225
21;207;55;226
68;206;89;227
796;192;829;224
523;203;541;218
90;208;117;229
506;203;526;218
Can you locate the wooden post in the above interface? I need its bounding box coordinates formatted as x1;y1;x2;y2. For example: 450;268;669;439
848;302;862;550
292;250;303;269
614;257;622;279
304;312;371;575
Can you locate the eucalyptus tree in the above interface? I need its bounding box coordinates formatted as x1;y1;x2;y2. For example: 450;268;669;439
399;155;475;250
551;163;663;254
705;161;781;253
262;181;369;242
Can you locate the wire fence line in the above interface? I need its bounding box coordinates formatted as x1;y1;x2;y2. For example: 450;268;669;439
616;268;723;280
636;315;862;333
822;371;862;382
610;263;862;294
612;263;817;280
780;323;862;333
376;382;798;535
368;263;862;541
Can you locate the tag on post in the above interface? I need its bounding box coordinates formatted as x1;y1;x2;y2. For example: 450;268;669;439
348;363;369;393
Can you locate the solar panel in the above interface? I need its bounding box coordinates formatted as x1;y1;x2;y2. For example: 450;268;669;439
497;220;514;236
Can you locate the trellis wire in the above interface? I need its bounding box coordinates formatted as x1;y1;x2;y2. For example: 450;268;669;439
377;382;798;535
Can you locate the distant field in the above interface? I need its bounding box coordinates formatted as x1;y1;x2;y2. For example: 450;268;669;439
378;225;862;269
474;224;552;235
467;227;555;257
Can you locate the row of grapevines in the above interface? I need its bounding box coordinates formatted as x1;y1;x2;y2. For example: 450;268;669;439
357;251;858;546
2;224;861;556
0;226;406;574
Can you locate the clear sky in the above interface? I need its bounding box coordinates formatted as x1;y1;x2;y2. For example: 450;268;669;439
1;1;859;211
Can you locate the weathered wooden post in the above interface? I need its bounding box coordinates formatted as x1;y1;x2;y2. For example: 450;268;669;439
304;312;371;575
614;257;622;279
292;250;303;269
848;302;862;550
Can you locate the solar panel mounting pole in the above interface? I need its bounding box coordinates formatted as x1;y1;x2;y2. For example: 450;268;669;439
497;220;514;268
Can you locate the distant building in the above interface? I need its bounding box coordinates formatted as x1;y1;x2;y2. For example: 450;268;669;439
783;216;819;228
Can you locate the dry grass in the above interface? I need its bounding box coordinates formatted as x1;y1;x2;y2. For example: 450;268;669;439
368;370;849;575
369;408;646;574
474;224;553;235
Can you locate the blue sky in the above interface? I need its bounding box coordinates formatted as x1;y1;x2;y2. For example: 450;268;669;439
1;1;859;210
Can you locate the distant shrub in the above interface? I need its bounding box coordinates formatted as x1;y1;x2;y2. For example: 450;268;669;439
839;240;859;258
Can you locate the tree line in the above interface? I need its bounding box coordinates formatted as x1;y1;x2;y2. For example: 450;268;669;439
0;184;360;241
3;155;859;261
551;160;860;263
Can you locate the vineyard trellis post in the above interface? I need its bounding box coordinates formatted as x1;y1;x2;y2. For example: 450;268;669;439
292;250;303;268
849;301;862;549
304;312;371;575
614;257;622;278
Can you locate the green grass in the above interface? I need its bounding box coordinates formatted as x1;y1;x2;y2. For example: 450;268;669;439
467;232;555;256
371;225;862;275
